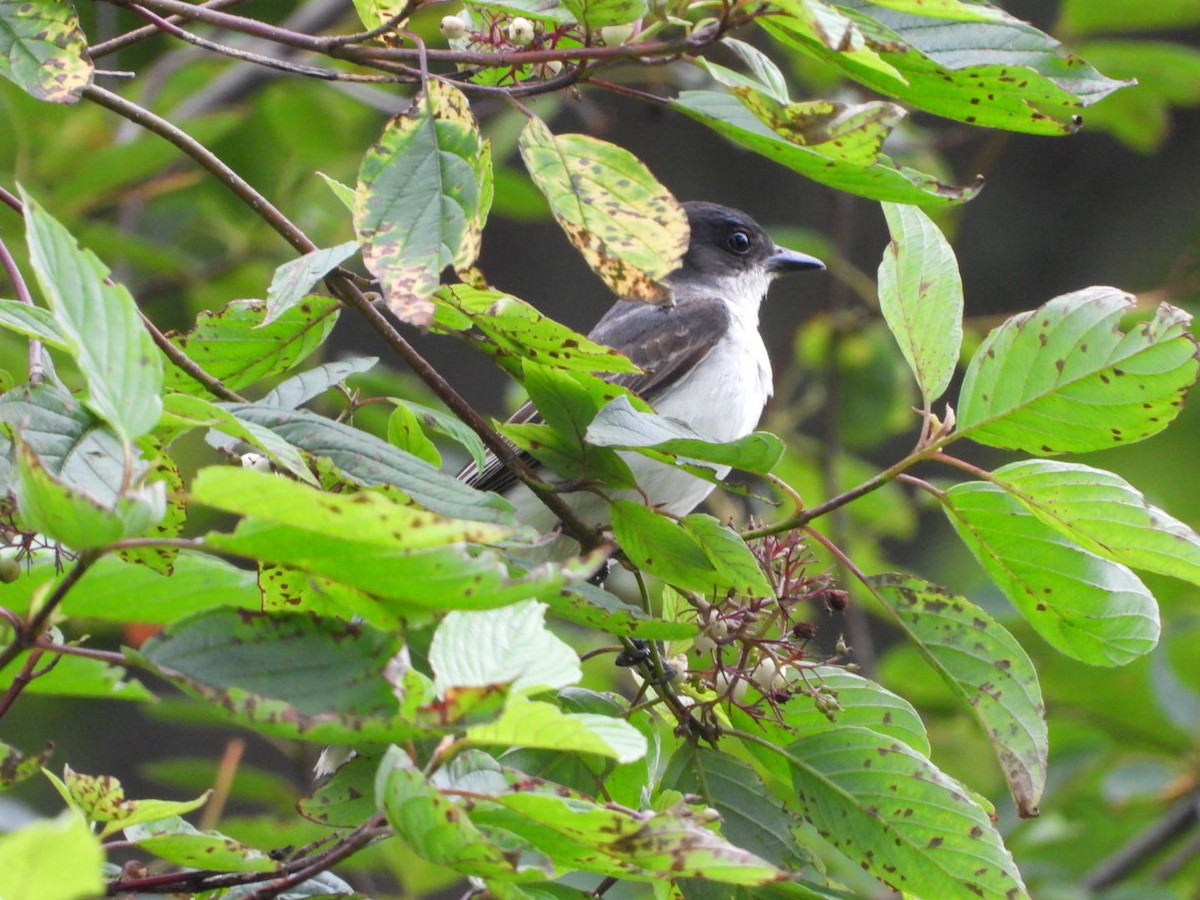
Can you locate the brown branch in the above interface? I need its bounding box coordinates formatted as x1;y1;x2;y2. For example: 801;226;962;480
90;0;252;58
0;550;99;676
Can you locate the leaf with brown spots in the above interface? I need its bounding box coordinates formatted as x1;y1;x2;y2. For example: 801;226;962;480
868;574;1047;817
0;0;92;102
784;728;1029;899
878;201;963;405
355;80;487;326
162;297;339;396
762;1;1131;135
943;479;1160;666
125;817;276;873
989;459;1200;587
957;287;1199;453
44;766;210;839
673;90;982;206
518;117;688;303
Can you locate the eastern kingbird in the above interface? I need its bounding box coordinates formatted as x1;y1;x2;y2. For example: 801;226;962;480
461;201;824;546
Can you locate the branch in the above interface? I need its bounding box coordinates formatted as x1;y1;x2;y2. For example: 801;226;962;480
0;234;43;385
0;550;99;675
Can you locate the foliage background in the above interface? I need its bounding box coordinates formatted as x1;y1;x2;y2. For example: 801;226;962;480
1;0;1199;896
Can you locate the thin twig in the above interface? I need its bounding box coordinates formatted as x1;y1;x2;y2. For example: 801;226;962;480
0;550;99;675
90;0;252;58
0;235;42;385
139;311;246;401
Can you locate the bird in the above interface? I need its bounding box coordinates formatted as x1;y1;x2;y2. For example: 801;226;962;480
460;200;824;554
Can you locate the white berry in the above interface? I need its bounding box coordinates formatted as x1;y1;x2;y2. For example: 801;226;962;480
507;17;535;47
440;14;467;40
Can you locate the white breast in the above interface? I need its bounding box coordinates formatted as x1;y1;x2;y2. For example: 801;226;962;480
505;293;773;540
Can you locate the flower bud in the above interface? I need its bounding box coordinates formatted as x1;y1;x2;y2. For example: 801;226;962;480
598;23;634;45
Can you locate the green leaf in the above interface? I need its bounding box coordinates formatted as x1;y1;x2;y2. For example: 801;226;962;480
610;501;771;596
474;789;784;883
943;480;1160;666
22;190;162;439
0;740;52;790
559;0;644;28
1058;0;1200;36
545;582;700;640
316;171;356;210
767;1;1130;134
135;607;425;744
662;745;806;869
0;0;92;102
956;288;1199;453
125;817;276;872
878;202;963;404
434;285;641;373
44;766;210;839
375;746;554;878
260;356;378;409
355;80;486;326
0;298;69;348
464;695;647;763
387;400;441;465
163;297;339;395
518;117;688;302
193;466;513;549
866;0;1008;20
0;811;104;900
162;393;316;485
989;459;1200;587
699;37;790;105
785;728;1029;900
430;600;580;696
868;574;1047;817
0;550;258;619
259;562;403;630
11;438;165;549
297;753;378;827
587;395;785;474
394;397;488;472
673;91;980;206
0;383;139;504
0;653;153;702
222;403;513;522
263;241;359;326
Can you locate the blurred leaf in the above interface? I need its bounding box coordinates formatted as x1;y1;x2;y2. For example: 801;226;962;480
673;91;980;206
465;695;647;763
519;117;688;303
349;0;405;32
355;81;486;326
1058;0;1200;36
0;811;103;900
0;652;153;701
0;299;69;349
560;0;644;28
44;766;210;839
260;356;378;409
316;171;356;210
943;480;1160;667
263;241;358;326
126;817;276;872
22;190;162;439
956;289;1199;453
1074;41;1200;153
868;574;1047;816
785;728;1029;899
0;0;92;102
0;741;52;791
163;297;339;396
989;460;1200;586
878;202;963;404
431;600;580;696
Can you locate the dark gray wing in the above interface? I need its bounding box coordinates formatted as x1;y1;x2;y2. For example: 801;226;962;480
460;296;732;495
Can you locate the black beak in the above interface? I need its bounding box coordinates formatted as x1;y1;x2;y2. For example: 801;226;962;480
767;245;825;275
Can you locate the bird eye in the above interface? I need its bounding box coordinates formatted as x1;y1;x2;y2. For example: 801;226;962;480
725;230;752;254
